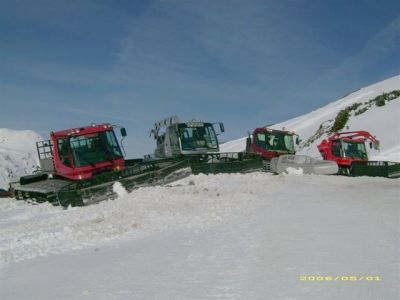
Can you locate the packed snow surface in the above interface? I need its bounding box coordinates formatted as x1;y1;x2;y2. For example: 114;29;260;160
221;75;400;162
0;128;42;189
1;173;399;300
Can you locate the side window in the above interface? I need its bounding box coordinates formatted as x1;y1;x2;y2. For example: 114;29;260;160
105;131;122;157
204;126;218;148
257;133;266;142
256;133;267;148
332;141;342;157
58;139;71;167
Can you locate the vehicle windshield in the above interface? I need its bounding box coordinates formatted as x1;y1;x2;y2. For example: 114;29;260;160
69;130;123;167
178;123;218;151
255;132;295;152
342;140;367;159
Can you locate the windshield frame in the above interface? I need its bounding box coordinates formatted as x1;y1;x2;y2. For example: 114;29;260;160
178;123;219;151
341;140;368;159
255;131;296;153
67;130;123;167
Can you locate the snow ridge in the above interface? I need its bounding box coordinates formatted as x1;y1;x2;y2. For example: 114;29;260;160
221;75;400;162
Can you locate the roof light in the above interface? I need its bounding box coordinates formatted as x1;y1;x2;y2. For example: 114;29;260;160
91;123;96;127
69;129;79;134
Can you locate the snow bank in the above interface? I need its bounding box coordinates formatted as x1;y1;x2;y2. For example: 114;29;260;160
0;128;42;189
0;173;270;266
0;173;399;300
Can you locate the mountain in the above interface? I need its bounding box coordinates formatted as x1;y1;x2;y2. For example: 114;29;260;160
221;75;400;162
0;129;43;189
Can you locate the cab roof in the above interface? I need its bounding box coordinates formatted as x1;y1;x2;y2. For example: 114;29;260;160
254;127;296;135
51;123;113;138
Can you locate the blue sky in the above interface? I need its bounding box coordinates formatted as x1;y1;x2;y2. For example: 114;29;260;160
1;0;399;156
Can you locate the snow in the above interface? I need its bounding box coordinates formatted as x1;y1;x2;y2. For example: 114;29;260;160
284;167;304;175
1;173;399;299
0;128;42;189
112;181;128;197
347;99;400;162
221;75;400;162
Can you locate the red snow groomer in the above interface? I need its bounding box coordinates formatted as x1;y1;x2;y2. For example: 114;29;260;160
318;131;400;178
318;131;379;170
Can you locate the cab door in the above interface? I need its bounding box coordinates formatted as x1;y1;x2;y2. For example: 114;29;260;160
53;137;75;179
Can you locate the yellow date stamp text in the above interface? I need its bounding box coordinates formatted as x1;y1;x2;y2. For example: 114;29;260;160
299;275;381;281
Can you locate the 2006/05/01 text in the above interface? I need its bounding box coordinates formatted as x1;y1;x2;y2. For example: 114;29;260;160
299;276;381;281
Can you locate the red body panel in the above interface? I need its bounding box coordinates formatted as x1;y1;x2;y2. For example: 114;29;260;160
50;124;124;181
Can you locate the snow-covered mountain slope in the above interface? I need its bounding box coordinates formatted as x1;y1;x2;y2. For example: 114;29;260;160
0;129;42;189
221;75;400;162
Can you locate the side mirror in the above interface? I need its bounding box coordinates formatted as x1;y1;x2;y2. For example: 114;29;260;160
219;122;225;133
296;137;300;145
120;127;127;137
246;136;252;153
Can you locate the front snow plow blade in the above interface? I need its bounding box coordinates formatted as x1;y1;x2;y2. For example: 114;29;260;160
10;158;192;208
187;152;263;174
351;161;400;178
270;155;339;175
